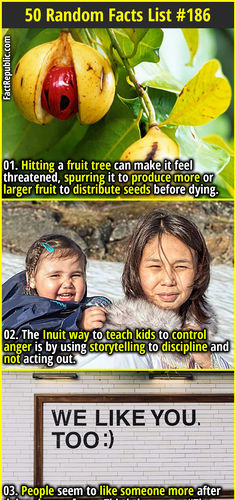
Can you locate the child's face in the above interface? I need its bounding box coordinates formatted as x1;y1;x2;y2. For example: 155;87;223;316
139;233;196;313
30;254;86;302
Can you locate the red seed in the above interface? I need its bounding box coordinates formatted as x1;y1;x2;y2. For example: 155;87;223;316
41;66;78;120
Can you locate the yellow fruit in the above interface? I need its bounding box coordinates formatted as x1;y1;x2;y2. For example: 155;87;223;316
120;125;179;162
69;36;115;125
12;32;115;125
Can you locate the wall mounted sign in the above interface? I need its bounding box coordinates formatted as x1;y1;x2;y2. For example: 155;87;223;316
35;394;234;498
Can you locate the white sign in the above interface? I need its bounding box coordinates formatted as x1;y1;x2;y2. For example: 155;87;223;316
39;397;233;489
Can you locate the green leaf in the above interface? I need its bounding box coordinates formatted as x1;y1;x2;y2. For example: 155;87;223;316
117;95;142;119
21;28;61;52
72;97;140;161
42;121;88;162
125;29;149;45
128;29;163;66
11;29;53;65
93;28;111;53
149;88;177;123
111;29;140;62
96;29;163;67
203;135;234;156
202;135;234;197
2;29;28;60
3;99;79;161
176;125;230;175
116;67;138;99
125;86;178;127
117;88;179;138
164;59;232;126
70;28;91;44
116;28;148;64
181;29;199;66
135;61;182;93
5;29;30;64
124;29;150;59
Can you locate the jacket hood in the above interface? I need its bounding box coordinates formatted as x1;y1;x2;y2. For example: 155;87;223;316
104;297;217;341
104;298;181;337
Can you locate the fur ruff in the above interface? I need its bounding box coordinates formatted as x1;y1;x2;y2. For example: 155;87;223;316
104;298;217;341
104;298;181;340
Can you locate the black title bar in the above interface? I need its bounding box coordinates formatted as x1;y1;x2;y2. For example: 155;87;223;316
2;2;234;28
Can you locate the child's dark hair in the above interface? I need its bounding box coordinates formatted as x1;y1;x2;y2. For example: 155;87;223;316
26;234;86;286
122;209;211;326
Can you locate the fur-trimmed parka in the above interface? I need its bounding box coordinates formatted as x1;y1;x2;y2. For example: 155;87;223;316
102;297;219;369
74;297;229;369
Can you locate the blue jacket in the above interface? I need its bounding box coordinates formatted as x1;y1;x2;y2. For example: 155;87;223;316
3;271;111;353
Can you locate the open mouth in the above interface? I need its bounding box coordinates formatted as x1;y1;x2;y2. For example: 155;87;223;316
57;293;75;301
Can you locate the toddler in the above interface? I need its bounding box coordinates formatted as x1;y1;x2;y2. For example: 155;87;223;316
3;234;110;339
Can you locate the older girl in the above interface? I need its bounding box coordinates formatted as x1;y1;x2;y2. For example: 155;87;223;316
116;209;230;368
72;209;230;369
